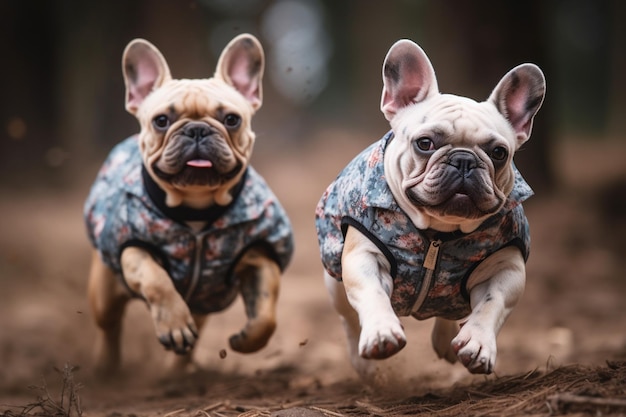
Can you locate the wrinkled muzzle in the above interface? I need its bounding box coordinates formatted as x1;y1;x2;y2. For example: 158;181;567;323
408;150;504;219
152;121;243;188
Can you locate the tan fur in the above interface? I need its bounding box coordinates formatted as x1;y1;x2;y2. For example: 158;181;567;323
88;34;281;375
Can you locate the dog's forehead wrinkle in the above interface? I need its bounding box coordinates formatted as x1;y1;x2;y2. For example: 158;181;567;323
451;114;487;145
418;100;512;147
181;85;212;119
152;79;249;121
397;100;513;151
402;120;451;146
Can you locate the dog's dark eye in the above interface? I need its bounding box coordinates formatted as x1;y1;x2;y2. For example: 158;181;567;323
223;113;241;129
414;137;434;152
491;146;508;161
152;115;170;131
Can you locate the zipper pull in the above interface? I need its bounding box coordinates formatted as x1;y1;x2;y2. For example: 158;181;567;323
411;239;443;314
423;239;441;270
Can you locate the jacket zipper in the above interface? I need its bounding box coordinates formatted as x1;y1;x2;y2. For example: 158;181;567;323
184;233;204;302
411;239;442;314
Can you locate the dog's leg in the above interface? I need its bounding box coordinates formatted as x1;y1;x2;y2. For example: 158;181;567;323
341;226;406;360
88;250;130;375
325;271;385;379
451;246;526;374
120;246;198;354
325;272;360;361
229;246;280;353
431;317;460;364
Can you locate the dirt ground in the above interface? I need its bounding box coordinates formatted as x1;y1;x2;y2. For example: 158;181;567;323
1;132;625;416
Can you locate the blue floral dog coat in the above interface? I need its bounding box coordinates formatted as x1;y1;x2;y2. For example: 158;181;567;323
85;135;294;314
315;132;532;320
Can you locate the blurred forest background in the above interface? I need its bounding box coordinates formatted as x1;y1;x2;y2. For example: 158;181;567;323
1;2;626;412
1;0;624;193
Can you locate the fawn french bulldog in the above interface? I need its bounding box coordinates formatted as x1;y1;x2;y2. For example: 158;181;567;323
84;34;293;374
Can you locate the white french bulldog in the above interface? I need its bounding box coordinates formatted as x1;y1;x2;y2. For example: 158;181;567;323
315;39;545;377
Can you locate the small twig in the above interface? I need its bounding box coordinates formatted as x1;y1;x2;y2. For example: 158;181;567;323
16;364;83;417
309;406;346;417
237;410;270;417
472;385;557;417
355;400;386;414
203;400;229;412
164;407;187;416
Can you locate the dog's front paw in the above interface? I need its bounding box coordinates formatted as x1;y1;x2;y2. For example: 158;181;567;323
359;315;406;359
150;293;198;355
451;323;496;374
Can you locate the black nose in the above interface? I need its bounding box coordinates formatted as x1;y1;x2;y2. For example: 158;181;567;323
183;122;212;140
447;150;478;177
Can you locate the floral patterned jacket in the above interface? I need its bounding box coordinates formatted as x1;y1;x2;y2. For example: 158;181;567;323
85;135;294;314
315;131;532;320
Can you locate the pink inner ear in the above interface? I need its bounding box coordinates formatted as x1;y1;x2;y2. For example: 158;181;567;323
228;54;259;103
128;79;155;109
395;72;425;107
505;86;533;134
382;83;422;117
381;43;438;120
127;59;160;111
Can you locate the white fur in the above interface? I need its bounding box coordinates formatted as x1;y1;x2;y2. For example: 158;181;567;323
333;230;525;376
325;39;544;377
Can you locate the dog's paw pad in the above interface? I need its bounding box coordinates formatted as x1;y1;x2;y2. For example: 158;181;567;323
228;331;247;351
460;353;493;374
451;331;495;374
156;322;198;354
359;320;407;360
363;337;407;359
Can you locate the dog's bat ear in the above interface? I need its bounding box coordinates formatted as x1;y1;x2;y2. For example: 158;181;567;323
489;64;546;148
215;34;265;111
381;40;439;121
122;39;172;115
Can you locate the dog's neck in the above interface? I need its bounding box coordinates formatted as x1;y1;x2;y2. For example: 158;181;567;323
397;198;485;234
177;193;218;210
141;165;247;225
427;217;484;234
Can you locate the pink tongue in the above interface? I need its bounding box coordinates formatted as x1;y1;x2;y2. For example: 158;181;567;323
186;159;213;168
